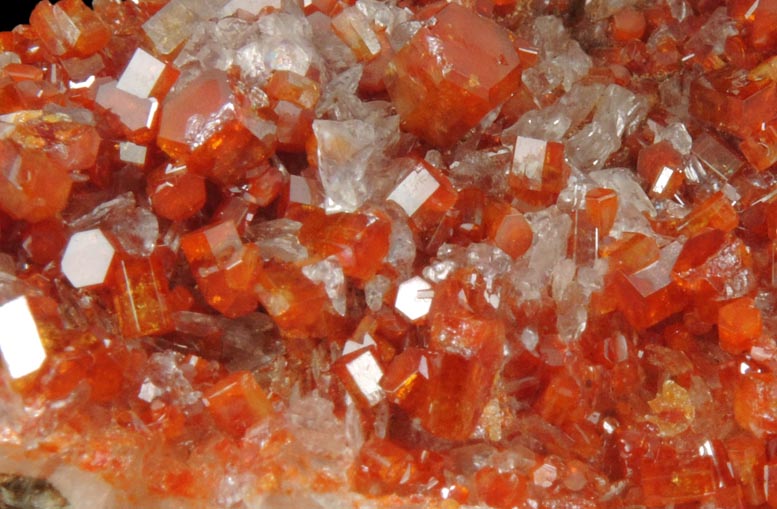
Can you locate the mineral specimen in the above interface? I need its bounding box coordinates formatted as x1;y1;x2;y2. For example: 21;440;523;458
1;0;777;508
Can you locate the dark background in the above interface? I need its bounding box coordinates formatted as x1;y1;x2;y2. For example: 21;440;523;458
3;1;95;32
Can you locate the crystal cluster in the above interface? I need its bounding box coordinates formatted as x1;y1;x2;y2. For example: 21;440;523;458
2;0;777;508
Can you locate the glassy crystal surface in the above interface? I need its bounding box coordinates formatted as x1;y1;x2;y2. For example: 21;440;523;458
61;229;116;288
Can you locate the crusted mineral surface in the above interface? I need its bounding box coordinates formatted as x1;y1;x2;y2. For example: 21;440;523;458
1;0;777;508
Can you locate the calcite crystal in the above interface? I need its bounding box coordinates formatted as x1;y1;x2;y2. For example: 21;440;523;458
4;0;777;508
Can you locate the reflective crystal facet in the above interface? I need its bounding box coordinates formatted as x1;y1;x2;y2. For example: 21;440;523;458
61;229;116;288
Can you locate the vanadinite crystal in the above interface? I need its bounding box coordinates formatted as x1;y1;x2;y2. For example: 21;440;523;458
5;0;777;508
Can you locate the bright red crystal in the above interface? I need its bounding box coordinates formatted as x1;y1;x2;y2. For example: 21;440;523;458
4;1;777;508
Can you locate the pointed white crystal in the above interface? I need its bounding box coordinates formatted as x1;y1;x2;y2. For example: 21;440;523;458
394;276;433;321
61;229;116;288
512;136;548;190
344;349;384;406
0;296;46;379
117;48;168;99
387;164;440;217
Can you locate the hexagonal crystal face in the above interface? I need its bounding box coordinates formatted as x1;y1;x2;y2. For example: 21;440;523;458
394;276;434;322
0;296;46;379
61;229;116;288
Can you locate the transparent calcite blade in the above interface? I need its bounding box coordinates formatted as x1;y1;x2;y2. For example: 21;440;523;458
141;0;228;56
384;3;524;147
0;296;46;379
61;229;116;288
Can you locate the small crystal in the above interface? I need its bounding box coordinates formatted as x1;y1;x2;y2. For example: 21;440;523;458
394;276;433;322
118;142;148;166
0;296;46;379
61;229;116;288
336;347;385;407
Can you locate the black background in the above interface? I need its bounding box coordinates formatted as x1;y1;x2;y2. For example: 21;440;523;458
3;1;96;33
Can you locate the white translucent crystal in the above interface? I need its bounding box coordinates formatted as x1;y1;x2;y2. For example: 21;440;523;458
525;207;572;281
512;136;548;190
589;168;656;237
143;1;200;56
533;462;558;488
395;276;433;321
0;296;46;379
384;205;416;277
566;84;646;171
692;133;743;180
116;48;168;99
649;120;693;155
344;349;384;406
387;163;440;217
314;116;399;212
49;465;126;509
522;17;592;98
288;175;320;208
333;8;382;58
61;229;116;288
0;52;20;70
118;141;148;166
250;218;308;263
111;206;159;257
302;258;346;316
364;274;391;312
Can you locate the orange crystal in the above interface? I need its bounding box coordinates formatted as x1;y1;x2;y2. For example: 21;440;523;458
384;3;524;147
203;371;273;438
30;0;110;58
157;69;275;183
718;297;762;354
297;208;391;281
585;187;618;237
111;254;174;338
180;221;261;318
